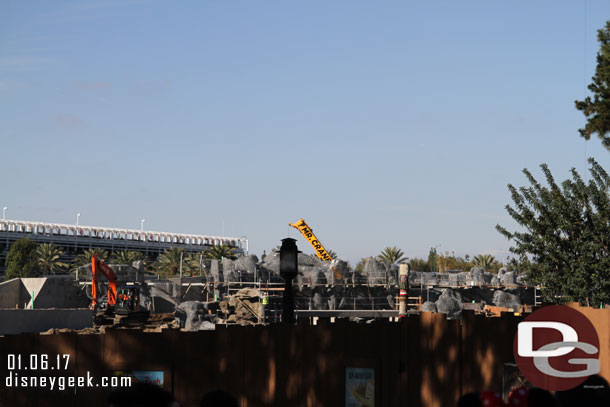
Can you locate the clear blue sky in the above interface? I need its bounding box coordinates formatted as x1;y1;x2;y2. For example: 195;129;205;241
1;1;609;265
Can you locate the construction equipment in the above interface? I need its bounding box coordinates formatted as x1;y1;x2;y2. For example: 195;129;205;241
288;218;333;261
90;254;150;326
90;254;117;312
115;285;144;315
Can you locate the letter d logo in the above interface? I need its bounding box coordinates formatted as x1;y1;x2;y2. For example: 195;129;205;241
518;322;577;357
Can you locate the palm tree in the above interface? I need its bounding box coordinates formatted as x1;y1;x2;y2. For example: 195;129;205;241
157;247;185;277
355;257;374;273
111;250;145;265
36;243;68;275
377;246;406;266
326;249;337;260
473;254;497;272
184;252;205;277
204;245;237;260
73;248;109;267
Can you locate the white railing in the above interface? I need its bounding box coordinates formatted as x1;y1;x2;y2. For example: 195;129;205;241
0;219;247;249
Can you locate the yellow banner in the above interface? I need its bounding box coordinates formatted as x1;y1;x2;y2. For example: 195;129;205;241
289;218;333;261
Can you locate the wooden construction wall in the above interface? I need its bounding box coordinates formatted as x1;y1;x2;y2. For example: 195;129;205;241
1;306;608;407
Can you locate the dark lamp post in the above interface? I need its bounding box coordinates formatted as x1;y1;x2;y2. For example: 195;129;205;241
280;238;299;324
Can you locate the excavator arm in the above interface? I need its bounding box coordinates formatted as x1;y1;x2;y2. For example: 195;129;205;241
91;254;118;309
288;218;333;261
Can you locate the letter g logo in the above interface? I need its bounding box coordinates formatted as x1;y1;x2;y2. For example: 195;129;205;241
532;341;600;378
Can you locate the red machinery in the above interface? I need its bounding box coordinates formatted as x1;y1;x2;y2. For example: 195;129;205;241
90;254;118;310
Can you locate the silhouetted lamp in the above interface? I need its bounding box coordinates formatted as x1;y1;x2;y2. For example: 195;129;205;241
279;238;299;324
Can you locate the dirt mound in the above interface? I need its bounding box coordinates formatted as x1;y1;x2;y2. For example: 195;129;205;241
41;312;179;335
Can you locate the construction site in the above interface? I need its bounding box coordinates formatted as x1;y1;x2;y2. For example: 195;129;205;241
0;253;538;329
0;218;540;335
1;219;609;406
0;252;538;330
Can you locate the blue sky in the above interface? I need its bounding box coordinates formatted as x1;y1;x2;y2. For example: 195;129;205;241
1;1;609;265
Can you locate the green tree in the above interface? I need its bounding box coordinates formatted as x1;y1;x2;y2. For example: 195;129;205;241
5;238;39;279
505;256;525;272
575;21;610;149
408;258;430;272
377;246;406;266
354;257;373;273
436;251;449;273
436;251;474;273
36;243;68;275
183;252;206;277
427;248;438;273
472;254;498;272
73;248;109;267
496;159;610;307
204;245;237;261
326;249;337;260
157;247;185;277
111;250;145;265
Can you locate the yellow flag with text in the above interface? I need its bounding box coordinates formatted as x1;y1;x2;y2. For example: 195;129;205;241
288;218;333;261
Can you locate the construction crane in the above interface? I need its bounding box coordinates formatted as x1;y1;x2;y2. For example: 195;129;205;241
288;218;333;261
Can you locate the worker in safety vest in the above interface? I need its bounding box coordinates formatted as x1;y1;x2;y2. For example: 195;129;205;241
261;294;269;323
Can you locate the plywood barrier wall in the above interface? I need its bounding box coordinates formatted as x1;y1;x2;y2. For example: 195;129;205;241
0;306;608;407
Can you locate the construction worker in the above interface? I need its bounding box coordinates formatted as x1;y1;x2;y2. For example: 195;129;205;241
261;293;269;323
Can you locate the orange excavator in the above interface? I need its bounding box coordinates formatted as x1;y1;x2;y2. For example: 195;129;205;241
90;254;117;311
90;254;149;325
